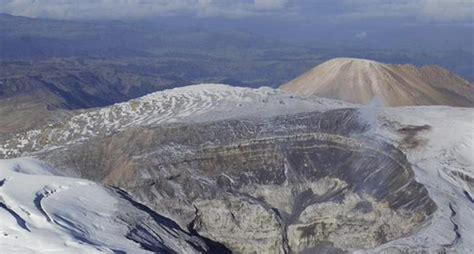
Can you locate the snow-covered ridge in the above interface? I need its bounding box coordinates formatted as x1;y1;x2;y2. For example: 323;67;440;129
0;158;209;253
0;84;346;158
368;106;474;253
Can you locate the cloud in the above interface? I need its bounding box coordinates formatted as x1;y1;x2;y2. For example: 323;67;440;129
420;0;473;22
254;0;288;10
0;0;290;19
343;0;473;22
355;31;368;39
0;0;470;23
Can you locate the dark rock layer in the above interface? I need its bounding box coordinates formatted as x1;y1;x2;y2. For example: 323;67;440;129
37;109;437;253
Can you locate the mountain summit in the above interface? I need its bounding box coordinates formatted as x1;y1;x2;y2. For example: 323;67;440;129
280;58;474;107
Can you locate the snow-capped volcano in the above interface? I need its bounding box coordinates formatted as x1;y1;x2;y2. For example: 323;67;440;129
280;58;474;107
1;84;473;253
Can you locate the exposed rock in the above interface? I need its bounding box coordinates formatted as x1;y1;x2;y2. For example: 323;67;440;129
34;109;436;253
2;84;471;253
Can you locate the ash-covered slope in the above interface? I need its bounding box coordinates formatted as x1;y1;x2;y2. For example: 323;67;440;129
280;58;474;107
1;84;473;253
0;158;223;253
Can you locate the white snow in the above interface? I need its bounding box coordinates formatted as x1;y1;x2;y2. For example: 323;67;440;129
0;158;201;254
362;106;474;253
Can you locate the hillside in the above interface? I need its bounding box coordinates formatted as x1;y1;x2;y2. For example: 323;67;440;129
280;58;474;107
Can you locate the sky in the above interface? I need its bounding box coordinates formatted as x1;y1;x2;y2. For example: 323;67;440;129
0;0;472;23
0;0;472;52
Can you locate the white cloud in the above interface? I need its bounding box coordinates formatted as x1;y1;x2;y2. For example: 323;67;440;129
420;0;473;22
254;0;288;10
0;0;471;22
343;0;473;22
0;0;289;19
355;31;368;39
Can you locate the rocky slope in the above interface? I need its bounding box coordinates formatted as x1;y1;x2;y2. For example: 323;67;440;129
280;58;474;107
32;109;437;253
1;84;473;253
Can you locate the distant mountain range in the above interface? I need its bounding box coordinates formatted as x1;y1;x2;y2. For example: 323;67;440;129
281;58;474;107
1;13;473;82
1;14;473;134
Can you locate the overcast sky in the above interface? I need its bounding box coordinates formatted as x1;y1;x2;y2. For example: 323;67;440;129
1;0;472;52
0;0;472;23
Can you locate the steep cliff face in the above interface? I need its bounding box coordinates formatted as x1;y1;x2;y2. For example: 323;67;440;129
34;109;436;253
